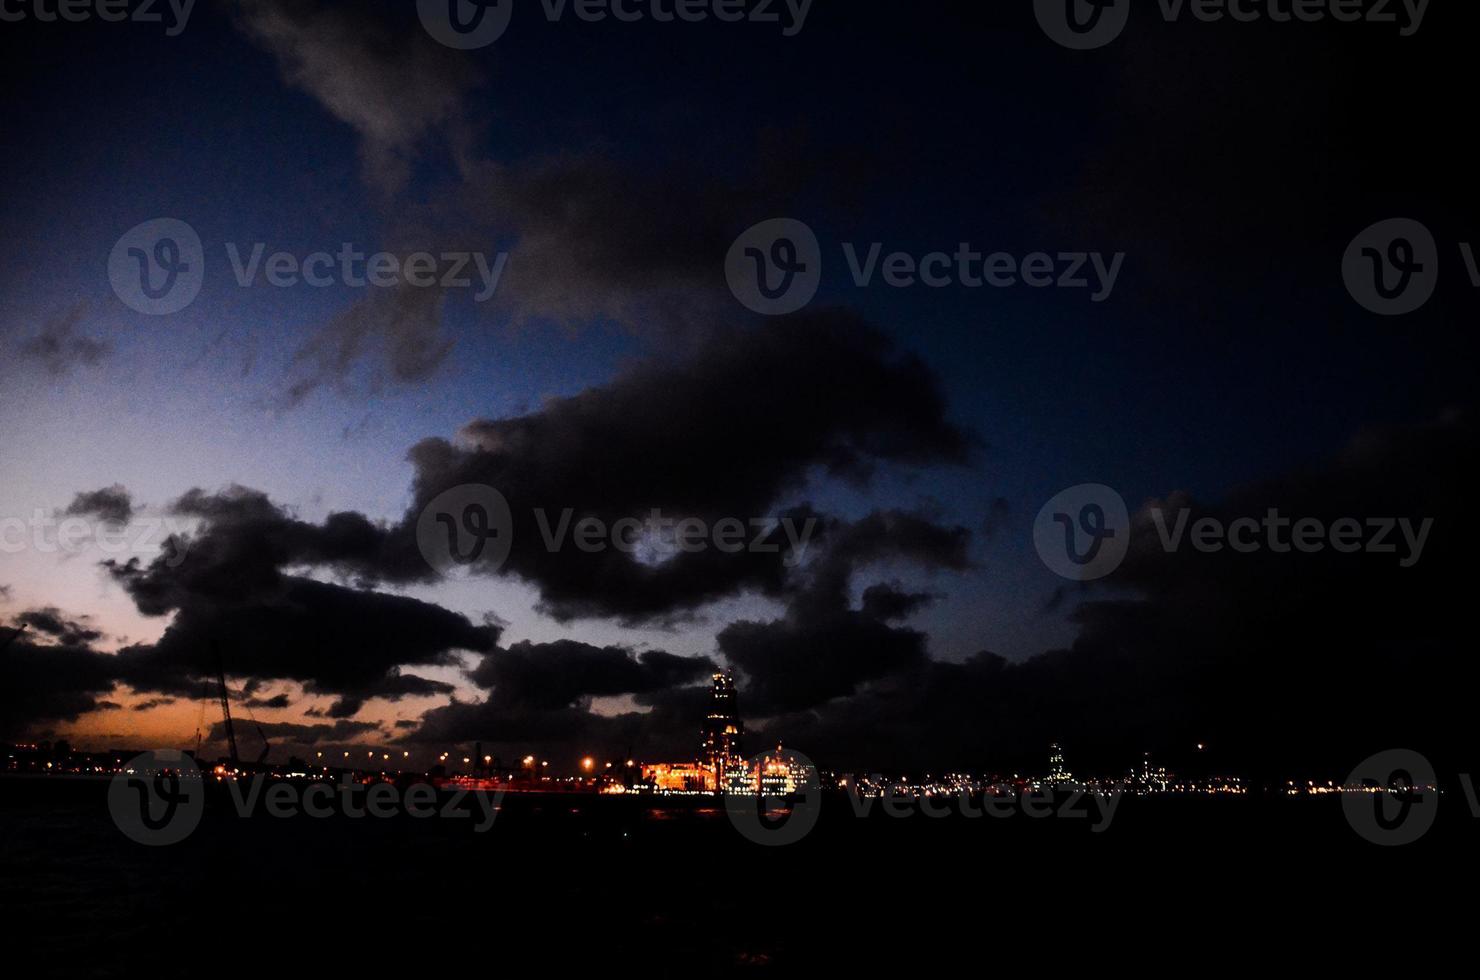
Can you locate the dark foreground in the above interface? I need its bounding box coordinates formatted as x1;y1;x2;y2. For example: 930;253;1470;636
1;776;1469;975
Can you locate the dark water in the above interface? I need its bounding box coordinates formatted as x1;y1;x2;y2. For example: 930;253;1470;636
2;777;1469;974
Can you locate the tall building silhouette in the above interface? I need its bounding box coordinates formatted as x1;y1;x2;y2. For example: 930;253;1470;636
702;670;744;779
1048;742;1073;784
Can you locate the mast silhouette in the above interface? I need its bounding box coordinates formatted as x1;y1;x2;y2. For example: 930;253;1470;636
215;648;240;767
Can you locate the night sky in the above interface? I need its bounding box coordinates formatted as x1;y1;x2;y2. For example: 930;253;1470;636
1;0;1474;778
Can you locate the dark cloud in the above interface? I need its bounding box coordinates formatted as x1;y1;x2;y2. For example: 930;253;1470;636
721;614;928;718
103;484;427;618
860;582;936;622
11;301;979;746
759;413;1476;778
719;509;971;715
98;486;493;712
1032;11;1472;324
317;672;456;720
244;693;292;710
409;638;715;763
468;639;714;711
17;312;972;740
64;485;134;524
411;684;715;767
104;573;492;714
406;312;972;621
16;304;109;377
455;147;826;331
230;0;478;195
226;0;479;405
13;607;103;647
0;618;119;732
229;1;866;404
272;284;451;410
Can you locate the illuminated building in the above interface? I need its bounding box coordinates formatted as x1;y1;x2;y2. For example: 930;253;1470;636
702;670;744;784
1132;752;1172;794
1047;742;1074;784
723;743;811;796
633;673;812;795
641;762;716;793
